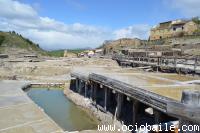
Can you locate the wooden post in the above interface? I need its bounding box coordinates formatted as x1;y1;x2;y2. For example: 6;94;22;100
84;82;88;98
104;87;111;111
160;57;162;66
157;57;160;72
116;93;123;119
132;100;139;130
104;87;108;111
154;109;164;124
179;90;200;133
93;83;97;104
157;57;160;66
194;57;197;72
78;80;82;94
90;83;93;100
174;57;177;68
75;78;79;91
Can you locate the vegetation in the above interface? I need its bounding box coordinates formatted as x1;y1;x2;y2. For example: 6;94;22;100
0;31;48;55
47;50;64;57
68;49;87;54
47;48;88;57
0;30;90;57
192;17;200;25
0;35;5;46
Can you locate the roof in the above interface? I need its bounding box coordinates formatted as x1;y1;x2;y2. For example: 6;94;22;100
155;21;172;30
151;19;191;30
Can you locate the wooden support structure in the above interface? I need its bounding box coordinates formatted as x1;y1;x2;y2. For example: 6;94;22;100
194;57;198;72
71;72;200;132
104;87;108;111
132;100;139;128
84;82;88;98
154;109;165;124
75;78;79;91
116;93;124;119
93;82;97;104
78;80;82;94
179;90;200;133
90;83;94;100
174;57;177;68
167;90;200;133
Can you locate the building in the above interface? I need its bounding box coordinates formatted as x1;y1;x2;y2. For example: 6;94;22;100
94;49;103;56
150;19;199;40
87;50;95;57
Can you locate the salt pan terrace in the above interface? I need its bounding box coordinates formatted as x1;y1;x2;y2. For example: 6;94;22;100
0;80;63;133
71;66;200;130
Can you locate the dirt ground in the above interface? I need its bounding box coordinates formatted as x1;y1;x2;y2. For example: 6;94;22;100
0;57;119;83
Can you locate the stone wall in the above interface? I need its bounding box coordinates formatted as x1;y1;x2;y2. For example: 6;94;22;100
150;21;199;40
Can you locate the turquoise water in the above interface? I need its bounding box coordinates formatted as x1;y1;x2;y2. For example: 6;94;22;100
27;88;97;131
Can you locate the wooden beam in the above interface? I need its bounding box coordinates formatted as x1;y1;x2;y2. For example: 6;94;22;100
167;90;200;128
104;87;108;111
75;78;79;92
84;82;88;98
116;93;124;119
132;100;139;127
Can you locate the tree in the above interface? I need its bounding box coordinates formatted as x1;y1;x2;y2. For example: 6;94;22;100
192;17;200;24
0;35;5;45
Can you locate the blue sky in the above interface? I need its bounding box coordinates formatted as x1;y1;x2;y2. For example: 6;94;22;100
21;0;181;28
0;0;199;50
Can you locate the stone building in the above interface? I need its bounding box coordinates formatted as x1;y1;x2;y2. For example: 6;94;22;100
102;38;147;55
150;19;199;40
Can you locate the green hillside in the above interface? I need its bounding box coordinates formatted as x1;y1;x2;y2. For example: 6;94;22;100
47;49;88;57
0;31;47;55
0;31;87;57
47;50;65;57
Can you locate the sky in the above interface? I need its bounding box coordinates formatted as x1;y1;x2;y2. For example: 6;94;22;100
0;0;200;50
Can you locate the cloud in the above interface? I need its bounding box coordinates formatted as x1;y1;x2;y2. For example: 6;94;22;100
0;0;38;19
0;0;149;50
167;0;200;17
113;24;150;39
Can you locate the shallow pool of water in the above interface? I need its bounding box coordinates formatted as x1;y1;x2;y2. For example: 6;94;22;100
27;88;97;131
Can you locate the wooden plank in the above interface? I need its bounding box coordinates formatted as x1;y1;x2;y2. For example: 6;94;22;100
89;73;172;112
167;101;200;123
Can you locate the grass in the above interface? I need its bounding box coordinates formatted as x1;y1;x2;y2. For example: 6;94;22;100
0;31;90;57
0;31;46;54
68;49;87;54
47;48;88;57
47;50;64;57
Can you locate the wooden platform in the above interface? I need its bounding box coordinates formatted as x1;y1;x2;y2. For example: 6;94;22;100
71;66;200;123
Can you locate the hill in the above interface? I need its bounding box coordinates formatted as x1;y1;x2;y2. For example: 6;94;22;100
0;31;47;57
0;31;89;58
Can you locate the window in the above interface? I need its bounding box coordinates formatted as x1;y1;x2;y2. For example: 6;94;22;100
173;27;176;31
182;26;184;30
160;36;162;39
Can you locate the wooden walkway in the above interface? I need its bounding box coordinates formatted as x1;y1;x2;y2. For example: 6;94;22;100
113;55;200;74
71;66;200;130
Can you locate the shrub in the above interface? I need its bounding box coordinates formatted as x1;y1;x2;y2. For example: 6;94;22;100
0;35;5;45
